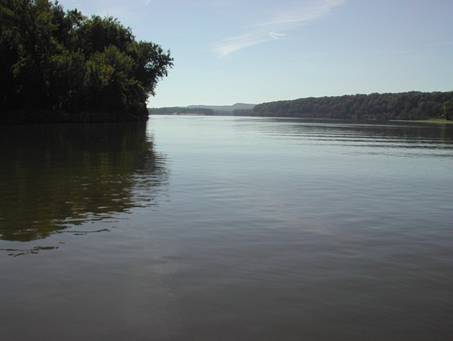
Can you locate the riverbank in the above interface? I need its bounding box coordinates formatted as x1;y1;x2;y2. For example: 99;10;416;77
391;119;453;125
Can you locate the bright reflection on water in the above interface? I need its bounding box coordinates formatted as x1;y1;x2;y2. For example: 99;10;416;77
1;116;453;341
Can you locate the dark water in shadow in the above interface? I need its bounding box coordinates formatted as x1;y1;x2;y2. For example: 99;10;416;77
1;116;453;340
0;123;168;243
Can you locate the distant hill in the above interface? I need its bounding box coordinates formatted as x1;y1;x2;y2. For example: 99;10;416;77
149;103;255;115
149;92;453;121
148;107;215;115
187;103;255;112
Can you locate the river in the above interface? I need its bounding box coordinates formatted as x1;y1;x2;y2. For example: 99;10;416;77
1;116;453;340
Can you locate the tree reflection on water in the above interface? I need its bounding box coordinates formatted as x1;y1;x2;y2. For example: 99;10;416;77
0;122;168;241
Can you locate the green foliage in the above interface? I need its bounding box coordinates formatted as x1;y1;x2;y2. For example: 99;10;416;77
0;0;173;121
253;92;453;121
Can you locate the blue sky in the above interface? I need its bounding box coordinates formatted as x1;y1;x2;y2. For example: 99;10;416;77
59;0;453;107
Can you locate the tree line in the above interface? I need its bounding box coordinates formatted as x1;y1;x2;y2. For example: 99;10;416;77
150;107;216;116
0;0;173;123
253;92;453;121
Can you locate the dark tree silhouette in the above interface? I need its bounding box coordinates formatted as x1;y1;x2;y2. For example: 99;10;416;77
0;0;173;123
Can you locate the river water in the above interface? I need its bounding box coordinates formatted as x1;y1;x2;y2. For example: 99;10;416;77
1;116;453;340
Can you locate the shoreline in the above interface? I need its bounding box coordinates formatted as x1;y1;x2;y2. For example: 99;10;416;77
3;111;452;125
391;119;453;125
150;113;453;125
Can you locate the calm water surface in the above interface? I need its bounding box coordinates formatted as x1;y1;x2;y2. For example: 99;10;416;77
1;116;453;340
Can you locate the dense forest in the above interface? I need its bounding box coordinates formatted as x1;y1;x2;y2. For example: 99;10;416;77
253;92;453;121
0;0;173;123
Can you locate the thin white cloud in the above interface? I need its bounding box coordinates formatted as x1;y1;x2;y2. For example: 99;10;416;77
214;31;286;57
214;0;345;58
269;31;287;39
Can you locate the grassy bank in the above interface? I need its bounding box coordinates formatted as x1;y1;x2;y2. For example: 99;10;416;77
392;119;453;125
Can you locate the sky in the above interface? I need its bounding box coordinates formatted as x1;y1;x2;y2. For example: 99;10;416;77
59;0;453;107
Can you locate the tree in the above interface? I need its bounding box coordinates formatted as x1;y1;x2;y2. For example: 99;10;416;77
0;0;173;122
